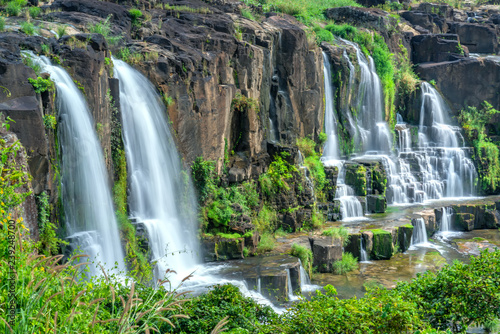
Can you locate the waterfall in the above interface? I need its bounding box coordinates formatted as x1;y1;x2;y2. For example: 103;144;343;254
340;39;392;154
113;59;199;283
286;269;299;301
25;52;124;276
440;207;453;232
410;218;428;246
321;52;340;163
335;163;364;220
360;236;368;262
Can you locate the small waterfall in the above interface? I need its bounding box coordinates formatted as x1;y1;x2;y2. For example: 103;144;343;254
113;59;199;283
360;236;368;262
336;163;364;220
25;52;125;276
410;218;428;246
257;278;262;294
286;269;299;301
321;52;340;162
299;263;310;286
440;207;453;232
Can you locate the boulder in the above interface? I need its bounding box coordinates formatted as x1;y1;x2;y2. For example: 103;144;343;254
370;229;393;260
202;236;244;262
309;237;342;273
455;213;475;231
345;233;362;260
397;225;414;252
366;195;387;213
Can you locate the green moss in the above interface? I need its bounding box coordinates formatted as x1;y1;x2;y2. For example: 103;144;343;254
370;229;393;260
345;164;367;196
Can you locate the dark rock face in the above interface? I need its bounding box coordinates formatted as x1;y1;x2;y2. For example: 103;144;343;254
411;34;465;64
202;236;244;262
416;58;500;115
0;48;49;196
345;232;361;260
309;237;342;273
448;22;499;53
397;225;413;252
366;195;387;213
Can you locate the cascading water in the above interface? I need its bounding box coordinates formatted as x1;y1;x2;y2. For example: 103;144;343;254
410;218;429;246
335;164;364;220
341;39;392;154
360;237;369;262
321;52;340;163
440;207;453;232
25;52;124;276
113;59;199;283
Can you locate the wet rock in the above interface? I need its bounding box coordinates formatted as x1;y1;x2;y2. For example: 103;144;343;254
366;195;387;213
260;271;288;303
0;49;49;196
370;229;393;260
345;163;367;196
317;201;341;222
132;221;150;254
362;231;374;256
309;237;342;273
228;167;246;183
451;203;499;229
202;236;244;262
411;34;465;64
397;225;414;252
345;233;361;260
455;213;475;231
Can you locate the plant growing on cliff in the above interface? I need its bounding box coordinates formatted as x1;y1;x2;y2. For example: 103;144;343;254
20;21;37;35
322;226;350;246
459;102;500;193
6;0;25;17
28;6;40;18
88;15;122;45
0;16;5;31
129;8;143;27
259;153;298;196
56;25;67;38
231;93;260;113
28;76;54;94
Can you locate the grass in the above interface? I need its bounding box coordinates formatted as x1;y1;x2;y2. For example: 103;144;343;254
242;0;360;24
0;16;5;31
332;252;358;274
56;25;66;38
28;5;40;18
256;232;276;254
20;21;37;35
88;15;122;46
322;226;350;246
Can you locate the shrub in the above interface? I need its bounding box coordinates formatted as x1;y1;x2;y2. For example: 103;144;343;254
332;252;358;274
253;205;277;233
191;157;216;204
28;77;54;94
42;114;56;129
291;243;313;277
0;16;5;31
56;25;66;38
231;92;260;113
259;153;297;196
88;15;122;45
314;28;334;44
296;137;316;157
28;5;40;18
129;8;143;27
6;1;23;16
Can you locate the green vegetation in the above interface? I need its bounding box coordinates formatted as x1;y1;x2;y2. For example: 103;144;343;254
56;25;67;39
160;3;213;14
259;152;298;196
36;191;67;256
322;226;349;246
231;92;260;113
459;101;500;193
332;252;358;274
129;8;143;27
5;0;26;16
296;137;329;201
88;15;122;45
28;5;40;18
43;114;57;130
290;243;313;276
241;0;360;25
0;16;6;32
28;77;54;94
20;21;37;35
256;232;276;254
240;8;255;21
